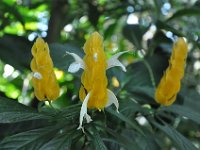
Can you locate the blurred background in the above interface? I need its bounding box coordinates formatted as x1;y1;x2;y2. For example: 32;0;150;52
0;0;200;149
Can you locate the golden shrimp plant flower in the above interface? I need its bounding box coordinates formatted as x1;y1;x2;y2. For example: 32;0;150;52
31;37;60;101
66;32;127;129
155;38;188;106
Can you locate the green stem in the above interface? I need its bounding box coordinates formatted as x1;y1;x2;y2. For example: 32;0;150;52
142;60;156;89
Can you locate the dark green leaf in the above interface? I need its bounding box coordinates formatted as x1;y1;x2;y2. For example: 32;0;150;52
39;132;73;150
0;34;32;71
104;22;118;40
104;127;140;150
123;54;169;105
125;54;169;89
160;105;200;124
49;43;83;72
0;96;51;123
166;8;200;22
126;86;156;104
0;125;63;150
150;119;198;150
123;24;149;49
156;20;184;36
106;108;143;135
91;127;108;150
122;129;160;150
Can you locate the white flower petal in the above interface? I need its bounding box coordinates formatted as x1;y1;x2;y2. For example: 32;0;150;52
94;53;98;62
107;51;129;72
77;92;91;130
106;89;119;113
66;51;85;72
85;113;92;123
33;72;42;79
68;62;81;73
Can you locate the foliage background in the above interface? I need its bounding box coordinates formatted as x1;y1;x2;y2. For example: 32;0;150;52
0;0;200;149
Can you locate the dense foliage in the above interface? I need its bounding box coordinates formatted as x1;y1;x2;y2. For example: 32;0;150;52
0;0;200;149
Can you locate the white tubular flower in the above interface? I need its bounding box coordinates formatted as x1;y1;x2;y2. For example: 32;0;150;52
65;52;85;73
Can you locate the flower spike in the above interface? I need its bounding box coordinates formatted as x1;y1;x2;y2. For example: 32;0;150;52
155;38;188;106
30;37;60;101
67;32;127;129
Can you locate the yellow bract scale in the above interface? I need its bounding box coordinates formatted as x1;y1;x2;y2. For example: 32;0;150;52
79;32;108;110
31;37;60;101
155;38;188;106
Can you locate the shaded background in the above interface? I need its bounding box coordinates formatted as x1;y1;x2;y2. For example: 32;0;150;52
0;0;200;149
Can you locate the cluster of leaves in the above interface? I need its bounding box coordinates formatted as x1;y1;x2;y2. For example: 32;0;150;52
0;55;199;149
0;0;200;149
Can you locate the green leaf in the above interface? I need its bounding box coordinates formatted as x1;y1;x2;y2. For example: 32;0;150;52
166;8;200;22
122;129;160;150
0;120;54;138
104;127;140;150
91;127;108;150
123;54;169;105
126;86;156;104
0;96;51;123
49;43;83;72
160;105;200;124
125;54;169;89
150;119;198;150
0;34;32;71
180;89;200;114
0;125;63;150
106;108;143;135
52;104;81;122
104;22;118;40
123;24;149;49
38;132;73;150
120;98;143;114
156;20;184;36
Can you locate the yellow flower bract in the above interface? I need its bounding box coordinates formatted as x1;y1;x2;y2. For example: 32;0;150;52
79;32;108;110
155;38;188;106
31;38;60;101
